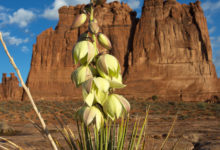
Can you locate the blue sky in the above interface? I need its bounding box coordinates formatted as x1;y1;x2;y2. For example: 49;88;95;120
0;0;220;82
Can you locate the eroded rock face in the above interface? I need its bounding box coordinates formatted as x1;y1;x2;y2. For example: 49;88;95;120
24;1;137;100
0;73;23;100
122;0;220;101
24;0;220;101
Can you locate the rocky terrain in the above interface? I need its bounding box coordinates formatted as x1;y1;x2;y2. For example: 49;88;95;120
1;0;220;101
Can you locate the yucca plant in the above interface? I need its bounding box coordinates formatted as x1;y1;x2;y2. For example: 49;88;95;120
71;0;129;130
67;0;149;149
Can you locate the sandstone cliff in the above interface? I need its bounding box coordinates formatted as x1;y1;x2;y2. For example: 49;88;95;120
25;1;136;100
0;73;22;100
24;0;220;101
123;0;219;101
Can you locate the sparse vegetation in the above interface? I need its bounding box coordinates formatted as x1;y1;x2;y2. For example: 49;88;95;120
0;100;219;123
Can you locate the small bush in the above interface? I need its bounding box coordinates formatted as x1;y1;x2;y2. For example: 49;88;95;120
152;95;158;101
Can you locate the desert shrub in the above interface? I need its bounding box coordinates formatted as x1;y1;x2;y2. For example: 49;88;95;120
152;95;158;101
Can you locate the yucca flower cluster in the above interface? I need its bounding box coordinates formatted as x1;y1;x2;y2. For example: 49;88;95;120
71;0;130;130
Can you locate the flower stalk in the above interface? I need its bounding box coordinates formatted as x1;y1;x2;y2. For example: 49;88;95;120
90;1;99;55
71;0;130;130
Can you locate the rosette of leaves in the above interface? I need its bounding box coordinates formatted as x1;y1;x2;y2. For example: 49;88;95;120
71;1;130;130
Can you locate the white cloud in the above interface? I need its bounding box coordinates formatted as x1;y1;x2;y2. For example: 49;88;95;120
201;0;220;12
0;5;10;12
0;6;8;26
21;46;29;52
8;8;35;27
42;0;90;20
1;31;29;46
42;0;68;20
126;0;140;10
24;29;29;33
208;26;216;34
0;13;7;24
201;1;220;23
42;0;141;20
0;6;4;11
0;7;35;28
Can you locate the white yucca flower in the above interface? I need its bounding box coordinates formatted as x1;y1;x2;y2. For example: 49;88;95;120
73;41;96;65
82;77;110;106
83;106;104;130
96;54;126;88
103;94;130;120
71;66;93;87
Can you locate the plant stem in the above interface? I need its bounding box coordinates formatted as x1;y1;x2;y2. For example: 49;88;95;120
160;114;177;150
90;0;99;55
0;32;58;150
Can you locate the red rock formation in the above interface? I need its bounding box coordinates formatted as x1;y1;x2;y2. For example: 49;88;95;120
0;73;23;100
24;1;137;101
24;0;220;101
123;0;220;101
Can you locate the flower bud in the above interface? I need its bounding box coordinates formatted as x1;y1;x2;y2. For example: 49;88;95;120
82;78;93;93
115;94;130;113
103;94;123;120
89;19;99;34
73;41;95;65
96;54;120;77
71;66;93;87
96;54;125;88
82;77;109;105
103;94;130;120
93;77;110;92
97;33;112;50
72;13;87;29
82;79;94;106
83;106;104;130
93;77;109;104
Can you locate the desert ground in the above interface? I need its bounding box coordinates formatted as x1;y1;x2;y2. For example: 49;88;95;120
0;99;219;150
